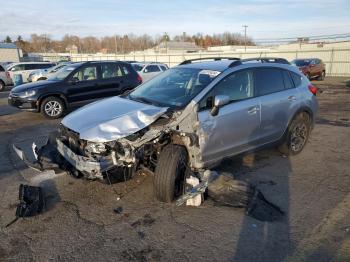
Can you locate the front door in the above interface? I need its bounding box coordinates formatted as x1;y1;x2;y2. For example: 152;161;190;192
197;69;261;164
66;65;100;102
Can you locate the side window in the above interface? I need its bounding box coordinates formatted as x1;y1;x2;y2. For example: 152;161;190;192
10;64;25;71
144;65;161;73
282;70;294;89
160;65;167;71
72;66;97;81
255;68;285;96
0;65;4;72
40;63;55;69
101;64;123;79
121;65;130;75
291;72;302;87
199;69;254;109
24;64;37;70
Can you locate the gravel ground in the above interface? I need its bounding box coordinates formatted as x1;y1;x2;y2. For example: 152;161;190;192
0;77;349;262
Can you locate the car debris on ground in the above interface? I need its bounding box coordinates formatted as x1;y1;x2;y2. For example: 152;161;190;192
5;184;44;228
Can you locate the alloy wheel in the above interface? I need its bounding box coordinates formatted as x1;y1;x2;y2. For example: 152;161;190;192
44;101;62;117
290;122;308;152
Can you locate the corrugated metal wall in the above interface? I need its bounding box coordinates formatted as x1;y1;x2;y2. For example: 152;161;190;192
41;48;350;76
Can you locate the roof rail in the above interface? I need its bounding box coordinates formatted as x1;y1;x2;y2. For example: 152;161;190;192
228;57;290;68
179;57;241;65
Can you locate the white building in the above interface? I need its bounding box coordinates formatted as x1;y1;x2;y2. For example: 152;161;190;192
0;43;22;62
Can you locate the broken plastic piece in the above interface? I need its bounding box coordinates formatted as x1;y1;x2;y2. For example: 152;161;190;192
16;184;44;218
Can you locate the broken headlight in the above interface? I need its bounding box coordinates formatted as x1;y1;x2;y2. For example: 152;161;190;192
85;142;107;154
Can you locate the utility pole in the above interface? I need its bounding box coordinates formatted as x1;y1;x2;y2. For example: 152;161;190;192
243;25;248;52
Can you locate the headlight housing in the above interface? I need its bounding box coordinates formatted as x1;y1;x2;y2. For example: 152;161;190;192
18;90;36;98
85;141;107;154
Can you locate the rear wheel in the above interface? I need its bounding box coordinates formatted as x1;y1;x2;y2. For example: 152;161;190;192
40;96;65;119
153;145;188;202
0;80;5;92
278;112;311;155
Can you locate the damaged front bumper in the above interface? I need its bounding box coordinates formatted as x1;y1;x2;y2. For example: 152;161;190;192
55;138;113;178
13;136;126;181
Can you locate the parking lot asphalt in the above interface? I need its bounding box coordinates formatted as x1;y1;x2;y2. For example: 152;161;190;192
0;78;349;261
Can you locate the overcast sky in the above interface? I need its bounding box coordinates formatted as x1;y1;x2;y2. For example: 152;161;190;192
1;0;349;41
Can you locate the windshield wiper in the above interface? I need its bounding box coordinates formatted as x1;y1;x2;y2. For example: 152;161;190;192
129;96;154;105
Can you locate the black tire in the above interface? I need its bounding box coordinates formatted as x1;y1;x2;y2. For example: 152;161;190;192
40;96;65;119
0;80;5;92
153;145;188;202
278;112;311;155
317;71;325;81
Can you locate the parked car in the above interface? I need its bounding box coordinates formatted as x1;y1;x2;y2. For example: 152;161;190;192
28;62;72;82
7;62;56;84
8;61;142;118
0;64;12;91
131;62;168;82
16;57;318;203
291;58;326;80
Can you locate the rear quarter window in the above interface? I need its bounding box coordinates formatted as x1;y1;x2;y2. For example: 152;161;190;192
254;68;285;96
291;72;302;87
282;70;294;89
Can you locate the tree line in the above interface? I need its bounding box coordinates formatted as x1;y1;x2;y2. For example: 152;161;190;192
3;32;254;54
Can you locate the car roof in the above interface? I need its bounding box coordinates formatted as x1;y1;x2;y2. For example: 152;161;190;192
178;60;234;72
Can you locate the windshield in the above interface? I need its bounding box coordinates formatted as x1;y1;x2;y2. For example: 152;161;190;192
48;64;79;81
132;64;144;72
291;59;310;67
129;68;220;108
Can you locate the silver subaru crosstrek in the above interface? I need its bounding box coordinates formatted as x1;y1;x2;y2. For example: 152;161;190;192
15;57;318;202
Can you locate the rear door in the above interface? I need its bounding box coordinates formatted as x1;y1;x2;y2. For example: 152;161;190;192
66;65;100;102
257;67;300;144
197;69;261;163
98;63;127;98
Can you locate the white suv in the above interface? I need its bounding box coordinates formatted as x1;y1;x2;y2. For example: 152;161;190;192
0;64;12;91
7;62;55;84
131;62;168;82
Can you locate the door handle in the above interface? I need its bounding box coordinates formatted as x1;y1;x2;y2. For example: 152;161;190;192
288;95;296;101
248;106;259;115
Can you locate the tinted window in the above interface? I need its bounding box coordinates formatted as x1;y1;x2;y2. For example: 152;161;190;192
73;66;97;81
199;69;254;109
132;64;143;72
255;68;285;96
145;65;160;73
291;59;310;67
10;64;25;71
291;72;302;87
40;63;55;69
101;63;123;79
24;64;37;70
282;70;294;89
122;65;130;75
0;65;4;72
160;65;167;71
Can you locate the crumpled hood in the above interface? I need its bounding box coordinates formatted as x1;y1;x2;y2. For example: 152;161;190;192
61;96;168;142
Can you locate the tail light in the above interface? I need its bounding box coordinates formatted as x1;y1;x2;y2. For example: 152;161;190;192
308;84;318;95
137;74;142;84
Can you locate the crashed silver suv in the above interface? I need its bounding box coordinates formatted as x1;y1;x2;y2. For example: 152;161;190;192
16;57;318;202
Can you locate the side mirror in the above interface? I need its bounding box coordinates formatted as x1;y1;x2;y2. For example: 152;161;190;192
210;95;230;116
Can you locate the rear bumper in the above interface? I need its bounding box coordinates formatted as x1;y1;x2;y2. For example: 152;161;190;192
8;96;38;111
